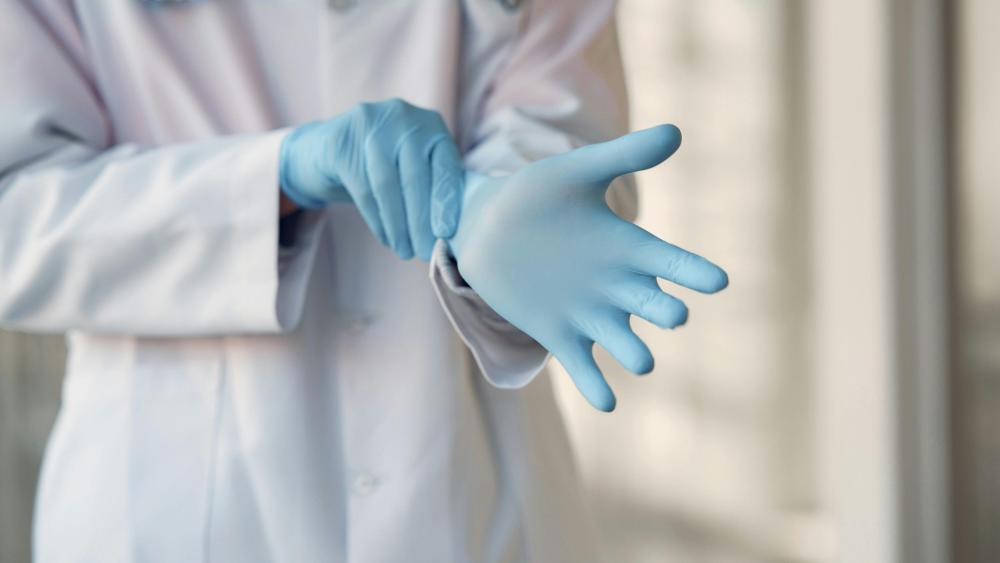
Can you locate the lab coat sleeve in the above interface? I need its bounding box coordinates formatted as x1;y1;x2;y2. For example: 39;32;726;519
430;0;637;388
0;4;318;336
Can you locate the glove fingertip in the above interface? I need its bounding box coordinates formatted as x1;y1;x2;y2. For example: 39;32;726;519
431;195;461;239
413;233;435;262
714;268;730;292
698;266;730;294
590;391;617;413
429;154;464;239
395;243;415;261
431;216;456;240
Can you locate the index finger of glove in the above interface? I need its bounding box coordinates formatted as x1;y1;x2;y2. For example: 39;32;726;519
429;137;464;239
365;137;414;259
398;139;435;261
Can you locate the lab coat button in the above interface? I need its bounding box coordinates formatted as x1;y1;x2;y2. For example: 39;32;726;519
352;472;378;497
328;0;356;11
497;0;522;12
346;314;375;335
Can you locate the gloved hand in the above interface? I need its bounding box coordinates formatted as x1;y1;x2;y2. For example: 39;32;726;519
279;98;463;260
447;125;728;412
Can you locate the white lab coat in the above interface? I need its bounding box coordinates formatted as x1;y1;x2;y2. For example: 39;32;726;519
0;1;635;562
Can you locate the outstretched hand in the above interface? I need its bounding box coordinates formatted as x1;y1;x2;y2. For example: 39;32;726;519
447;125;728;411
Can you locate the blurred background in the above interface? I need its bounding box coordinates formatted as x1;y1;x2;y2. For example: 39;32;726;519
1;0;996;562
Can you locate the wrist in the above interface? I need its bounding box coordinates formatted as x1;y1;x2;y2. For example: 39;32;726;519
279;192;299;217
279;123;335;209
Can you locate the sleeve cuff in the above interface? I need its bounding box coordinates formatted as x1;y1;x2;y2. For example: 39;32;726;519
429;240;549;389
226;129;324;334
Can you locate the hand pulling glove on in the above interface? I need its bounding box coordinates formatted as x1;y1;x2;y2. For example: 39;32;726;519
446;125;729;412
279;98;463;261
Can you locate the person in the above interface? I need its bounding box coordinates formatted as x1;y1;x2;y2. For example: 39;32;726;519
0;1;727;561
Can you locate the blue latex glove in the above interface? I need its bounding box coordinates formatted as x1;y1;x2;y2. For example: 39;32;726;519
279;99;463;260
447;125;728;412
